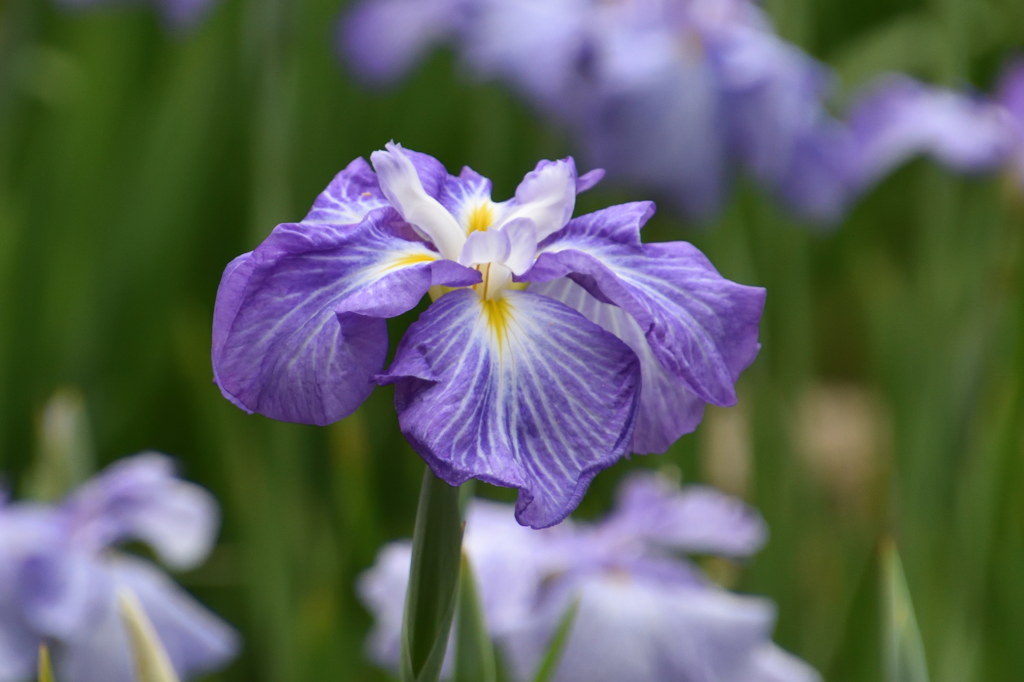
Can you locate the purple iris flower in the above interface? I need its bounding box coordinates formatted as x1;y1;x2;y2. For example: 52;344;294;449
359;472;821;682
54;0;217;29
212;142;764;529
848;74;1015;190
341;0;860;223
0;453;238;682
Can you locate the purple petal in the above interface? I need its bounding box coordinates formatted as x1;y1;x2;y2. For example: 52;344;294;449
438;166;494;223
378;288;641;528
746;644;823;682
526;205;766;407
17;548;104;639
303;157;390;226
500;158;579;240
62;453;218;570
581;35;729;221
850;75;1013;186
532;277;705;453
500;571;780;682
0;509;67;680
605;472;767;557
211;212;479;426
341;0;465;84
54;556;238;682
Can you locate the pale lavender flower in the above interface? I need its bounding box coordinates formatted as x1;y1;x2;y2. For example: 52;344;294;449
0;454;238;682
341;0;859;222
358;472;820;682
212;142;764;528
848;75;1015;189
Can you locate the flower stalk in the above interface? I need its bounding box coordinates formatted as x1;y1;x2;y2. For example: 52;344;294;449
400;468;466;682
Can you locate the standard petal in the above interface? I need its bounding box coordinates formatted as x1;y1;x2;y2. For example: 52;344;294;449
378;288;641;528
63;453;218;570
604;472;767;557
498;158;578;240
212;212;478;426
525;205;765;407
371;142;465;259
532;276;705;453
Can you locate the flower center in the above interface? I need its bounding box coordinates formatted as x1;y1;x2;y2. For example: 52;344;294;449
467;203;495;233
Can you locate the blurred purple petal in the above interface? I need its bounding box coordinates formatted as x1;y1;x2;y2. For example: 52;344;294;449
341;0;467;83
851;75;1013;187
0;454;237;681
605;472;767;557
63;453;217;569
359;474;817;682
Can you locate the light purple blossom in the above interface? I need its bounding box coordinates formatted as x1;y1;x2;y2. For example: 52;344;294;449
54;0;218;29
848;75;1015;189
358;471;820;682
340;0;858;222
0;454;238;682
212;142;764;528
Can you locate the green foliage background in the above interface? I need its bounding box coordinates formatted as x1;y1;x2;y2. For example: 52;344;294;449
1;0;1022;680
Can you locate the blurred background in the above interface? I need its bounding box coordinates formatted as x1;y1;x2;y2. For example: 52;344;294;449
1;0;1022;680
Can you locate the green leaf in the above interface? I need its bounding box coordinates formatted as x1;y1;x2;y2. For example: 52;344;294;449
530;598;580;682
401;468;466;682
37;644;55;682
118;589;181;682
882;540;930;682
453;554;497;682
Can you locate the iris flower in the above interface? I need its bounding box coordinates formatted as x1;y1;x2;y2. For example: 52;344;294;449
359;472;820;681
212;143;764;528
0;454;238;682
341;0;858;222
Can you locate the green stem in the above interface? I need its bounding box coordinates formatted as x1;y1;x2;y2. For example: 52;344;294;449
401;467;466;682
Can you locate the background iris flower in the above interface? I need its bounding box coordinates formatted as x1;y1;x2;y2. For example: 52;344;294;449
360;471;820;682
340;0;860;222
212;142;765;528
0;453;238;682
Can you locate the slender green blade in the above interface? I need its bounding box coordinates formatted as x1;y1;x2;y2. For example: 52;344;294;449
530;599;580;682
37;644;55;682
401;468;466;682
453;554;497;682
882;540;930;682
118;589;180;682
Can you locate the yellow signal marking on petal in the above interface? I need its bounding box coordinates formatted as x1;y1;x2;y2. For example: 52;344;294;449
481;297;513;352
361;191;373;197
467;202;495;233
382;253;437;272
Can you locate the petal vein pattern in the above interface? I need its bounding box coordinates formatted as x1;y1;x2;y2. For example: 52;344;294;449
525;204;765;406
212;213;478;426
379;288;641;528
533;278;707;453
